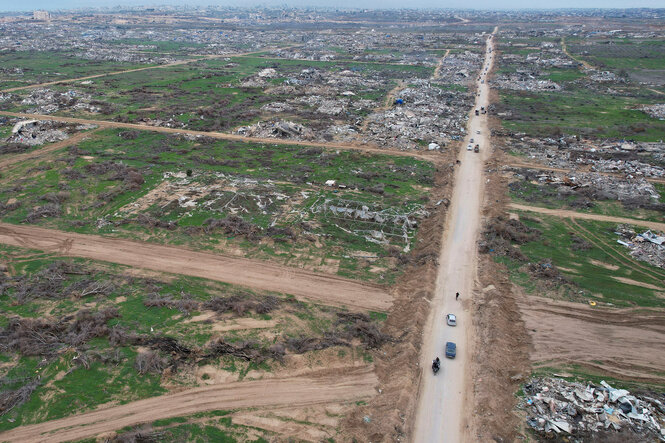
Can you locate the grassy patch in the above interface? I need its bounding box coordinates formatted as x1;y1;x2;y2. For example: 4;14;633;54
495;214;665;308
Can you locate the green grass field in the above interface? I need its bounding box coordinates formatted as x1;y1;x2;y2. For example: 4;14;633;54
0;129;433;283
0;51;151;90
0;244;382;432
495;213;665;308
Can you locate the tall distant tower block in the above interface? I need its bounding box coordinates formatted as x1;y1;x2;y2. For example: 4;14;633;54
33;10;51;21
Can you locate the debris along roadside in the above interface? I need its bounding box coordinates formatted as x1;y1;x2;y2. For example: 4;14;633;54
522;377;665;441
615;225;665;269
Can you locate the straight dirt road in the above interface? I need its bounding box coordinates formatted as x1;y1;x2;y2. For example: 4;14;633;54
0;111;438;162
0;222;391;311
413;29;497;441
0;366;377;443
509;203;665;232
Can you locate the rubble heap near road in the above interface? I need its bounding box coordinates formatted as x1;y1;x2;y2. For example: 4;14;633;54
640;104;665;120
615;225;665;269
523;377;665;441
7;120;68;145
20;88;99;115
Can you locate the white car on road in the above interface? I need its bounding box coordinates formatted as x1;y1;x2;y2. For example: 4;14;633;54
446;314;457;326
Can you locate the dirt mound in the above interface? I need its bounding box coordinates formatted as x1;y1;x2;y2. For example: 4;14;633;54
470;157;532;442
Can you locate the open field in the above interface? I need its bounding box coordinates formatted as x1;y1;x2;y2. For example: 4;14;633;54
0;125;434;283
494;34;665;141
0;51;153;91
3;8;665;443
0;243;385;437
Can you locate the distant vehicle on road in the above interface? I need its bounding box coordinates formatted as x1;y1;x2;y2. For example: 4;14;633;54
445;342;456;359
474;144;480;153
467;144;473;151
446;314;457;326
470;138;474;143
476;130;480;134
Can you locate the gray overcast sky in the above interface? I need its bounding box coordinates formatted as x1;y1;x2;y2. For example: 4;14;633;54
1;0;664;12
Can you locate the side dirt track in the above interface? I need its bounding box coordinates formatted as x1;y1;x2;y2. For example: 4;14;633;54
0;222;392;312
0;111;440;162
0;366;378;443
509;203;665;232
0;130;98;170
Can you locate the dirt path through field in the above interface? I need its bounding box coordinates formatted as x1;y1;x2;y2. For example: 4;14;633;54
561;37;595;70
509;203;665;231
413;29;497;442
0;129;98;170
432;49;451;79
0;111;439;162
0;366;377;443
0;222;392;311
0;48;293;93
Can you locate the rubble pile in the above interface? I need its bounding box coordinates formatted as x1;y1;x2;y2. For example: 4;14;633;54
640;104;665;120
20;88;99;114
363;80;472;150
589;70;623;83
511;169;661;203
504;135;665;178
523;377;665;440
494;72;562;91
236;120;314;140
615;225;665;269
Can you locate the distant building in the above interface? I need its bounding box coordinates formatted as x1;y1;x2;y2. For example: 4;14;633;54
33;10;51;21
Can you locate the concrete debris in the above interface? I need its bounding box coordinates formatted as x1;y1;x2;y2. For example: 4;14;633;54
640;104;665;120
523;377;665;441
20;88;99;114
510;169;661;203
615;225;665;269
309;197;428;250
5;120;92;146
237;120;314;140
589;70;622;83
503;135;665;179
494;71;562;91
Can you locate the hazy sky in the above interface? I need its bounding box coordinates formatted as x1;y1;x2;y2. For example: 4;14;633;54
2;0;664;12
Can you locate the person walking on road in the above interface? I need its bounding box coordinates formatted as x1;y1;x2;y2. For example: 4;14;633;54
455;292;459;300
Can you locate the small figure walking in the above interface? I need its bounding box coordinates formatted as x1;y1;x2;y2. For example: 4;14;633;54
455;292;460;300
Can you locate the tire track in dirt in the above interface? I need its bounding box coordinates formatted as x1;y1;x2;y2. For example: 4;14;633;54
0;129;99;170
565;218;665;281
561;37;595;70
0;366;377;443
0;222;392;312
519;294;665;383
0;111;440;162
509;203;665;232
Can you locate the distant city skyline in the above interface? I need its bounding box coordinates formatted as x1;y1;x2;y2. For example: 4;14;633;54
2;0;665;13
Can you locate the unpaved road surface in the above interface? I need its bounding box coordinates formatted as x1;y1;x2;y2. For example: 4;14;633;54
509;203;665;232
0;130;98;170
413;31;496;441
0;366;377;443
0;111;439;162
520;295;665;382
0;223;391;311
